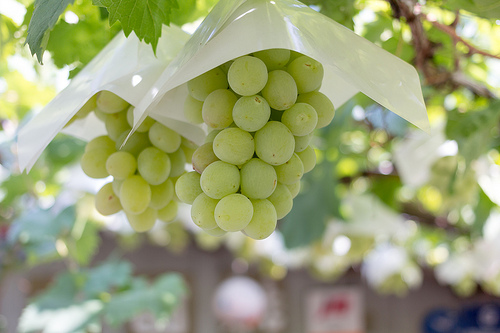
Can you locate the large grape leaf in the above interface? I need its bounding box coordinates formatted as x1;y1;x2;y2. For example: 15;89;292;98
92;0;178;53
25;0;76;63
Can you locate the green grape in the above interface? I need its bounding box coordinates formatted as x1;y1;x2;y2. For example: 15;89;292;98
205;129;222;143
105;110;131;141
281;103;318;136
214;193;253;232
274;153;304;185
137;147;171;185
106;151;137;180
261;70;297;110
288;50;303;63
243;199;277;240
168;148;187;178
213;128;254;165
188;67;228;101
227;56;268;96
81;147;114;178
254;121;295;165
191;193;219;230
96;90;129;114
112;178;124;198
202;89;238;129
294;133;313;152
175;171;203;204
287;55;324;94
126;207;157;232
204;226;227;237
219;60;233;74
181;138;198;164
296;92;335;129
126;106;156;132
95;183;122;216
232;95;271;132
286;181;301;198
200;161;240;199
192;142;219;174
120;175;151;214
148;122;182;153
94;109;107;122
240;158;277;199
115;131;151;156
67;94;97;126
150;179;174;209
267;183;293;219
253;49;290;71
158;200;178;223
297;145;316;173
85;135;115;152
183;95;204;124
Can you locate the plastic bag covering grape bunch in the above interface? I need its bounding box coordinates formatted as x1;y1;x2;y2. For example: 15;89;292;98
132;0;429;134
17;0;429;172
17;25;199;172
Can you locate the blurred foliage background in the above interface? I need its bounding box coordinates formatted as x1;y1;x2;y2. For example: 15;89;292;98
1;0;500;330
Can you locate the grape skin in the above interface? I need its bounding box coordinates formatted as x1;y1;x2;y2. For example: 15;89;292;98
191;193;219;230
192;142;219;174
254;121;295;166
188;67;228;101
175;171;203;204
297;145;316;173
213;127;255;166
126;207;157;232
202;89;238;129
286;55;324;94
261;70;297;111
137;147;171;185
228;56;268;96
240;158;277;199
274;153;304;185
150;179;174;209
106;151;137;180
267;183;293;219
120;175;152;215
281;102;318;136
158;200;178;223
214;193;253;232
232;95;271;132
96;91;129;114
81;147;114;179
243;199;277;240
253;49;290;71
296;91;335;129
200;161;240;199
148;122;182;153
95;183;122;216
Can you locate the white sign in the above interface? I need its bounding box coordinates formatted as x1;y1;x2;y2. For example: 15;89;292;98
305;286;364;333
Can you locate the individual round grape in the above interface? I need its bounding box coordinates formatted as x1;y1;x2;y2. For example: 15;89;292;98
115;131;151;156
232;95;271;132
205;129;222;143
267;183;293;219
296;92;335;129
187;67;228;101
96;91;129;114
297;146;316;173
286;181;301;198
126;207;157;232
85;135;115;152
240;158;277;199
261;70;297;110
287;55;324;93
158;200;178;223
192;142;219;174
106;151;137;180
253;49;290;71
228;56;268;96
126;106;155;132
120;175;151;214
294;133;313;152
202;89;238;129
112;178;124;197
105;111;130;141
281;103;318;136
191;193;219;230
213;128;254;165
200;161;240;199
148;122;181;153
254;121;295;166
137;147;171;185
214;193;253;232
81;147;114;178
175;171;203;204
150;179;174;209
204;226;227;237
168;148;187;178
183;95;204;124
243;199;277;240
274;153;304;185
95;183;122;216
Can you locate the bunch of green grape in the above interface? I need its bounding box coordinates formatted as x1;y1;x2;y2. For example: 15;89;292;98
74;91;197;232
179;49;335;240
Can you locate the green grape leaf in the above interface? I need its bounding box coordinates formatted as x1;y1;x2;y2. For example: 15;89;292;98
104;273;186;326
92;0;179;53
83;260;133;298
25;0;76;63
443;0;500;20
69;220;101;265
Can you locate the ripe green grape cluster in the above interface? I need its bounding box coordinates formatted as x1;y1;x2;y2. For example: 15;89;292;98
75;91;196;232
182;49;335;240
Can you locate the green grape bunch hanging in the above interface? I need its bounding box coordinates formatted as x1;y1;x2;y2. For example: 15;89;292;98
178;49;335;240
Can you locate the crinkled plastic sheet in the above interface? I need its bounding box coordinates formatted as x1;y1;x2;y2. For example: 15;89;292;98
18;0;429;173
